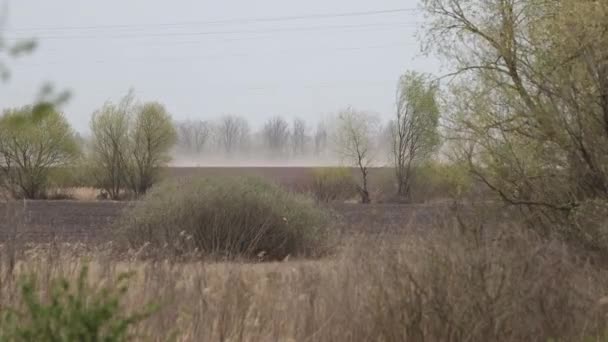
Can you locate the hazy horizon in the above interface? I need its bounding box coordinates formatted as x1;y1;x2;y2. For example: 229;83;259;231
1;0;439;134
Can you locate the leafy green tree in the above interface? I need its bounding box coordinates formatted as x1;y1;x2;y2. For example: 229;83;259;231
127;102;177;196
90;93;133;200
0;104;79;199
422;0;608;247
391;71;441;199
90;92;177;199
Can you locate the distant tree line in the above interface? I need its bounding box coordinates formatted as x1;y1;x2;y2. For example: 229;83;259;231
173;115;329;160
0;72;442;202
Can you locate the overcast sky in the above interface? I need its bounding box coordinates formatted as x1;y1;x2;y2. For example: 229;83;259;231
1;0;439;133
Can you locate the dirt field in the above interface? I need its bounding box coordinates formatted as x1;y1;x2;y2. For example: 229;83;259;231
0;200;452;243
0;167;461;243
0;201;129;242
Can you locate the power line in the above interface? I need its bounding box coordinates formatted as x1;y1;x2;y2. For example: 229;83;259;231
7;7;419;33
9;22;421;41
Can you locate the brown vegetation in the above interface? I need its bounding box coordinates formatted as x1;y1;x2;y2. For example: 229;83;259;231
1;213;607;341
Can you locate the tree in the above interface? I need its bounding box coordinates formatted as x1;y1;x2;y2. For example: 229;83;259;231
176;121;193;152
0;104;79;198
391;71;440;199
292;118;307;157
314;122;328;157
262;116;290;157
176;119;210;154
335;108;379;204
127;102;177;196
89;93;133;200
216;115;249;156
422;0;608;247
90;92;177;199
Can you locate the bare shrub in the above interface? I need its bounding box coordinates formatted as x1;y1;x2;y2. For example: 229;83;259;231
310;167;357;203
355;227;607;341
118;177;330;260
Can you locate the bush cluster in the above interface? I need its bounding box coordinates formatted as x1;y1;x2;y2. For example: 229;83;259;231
119;176;330;260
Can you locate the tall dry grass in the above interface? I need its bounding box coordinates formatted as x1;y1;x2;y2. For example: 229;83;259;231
1;218;607;341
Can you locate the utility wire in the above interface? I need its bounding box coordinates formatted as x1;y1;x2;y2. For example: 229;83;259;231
7;7;419;33
9;22;421;41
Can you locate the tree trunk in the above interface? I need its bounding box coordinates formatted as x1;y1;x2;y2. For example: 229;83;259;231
360;188;371;204
360;168;371;204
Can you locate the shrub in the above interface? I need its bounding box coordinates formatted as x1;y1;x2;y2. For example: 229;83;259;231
310;167;357;203
393;162;473;203
0;266;154;341
119;176;330;260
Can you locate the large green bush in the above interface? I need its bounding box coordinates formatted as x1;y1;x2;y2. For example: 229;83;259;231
119;177;330;260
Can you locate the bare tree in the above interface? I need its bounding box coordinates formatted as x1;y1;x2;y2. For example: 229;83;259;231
262;116;290;157
217;115;249;156
176;121;194;151
392;71;440;199
335;108;379;204
176;119;210;154
291;118;307;157
314;122;328;157
191;120;210;153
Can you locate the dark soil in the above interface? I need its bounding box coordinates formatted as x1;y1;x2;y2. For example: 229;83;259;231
0;200;448;243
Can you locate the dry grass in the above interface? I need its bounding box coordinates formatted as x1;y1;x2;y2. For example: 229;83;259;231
1;219;608;341
67;187;100;201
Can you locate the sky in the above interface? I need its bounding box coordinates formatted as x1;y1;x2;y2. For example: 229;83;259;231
1;0;439;133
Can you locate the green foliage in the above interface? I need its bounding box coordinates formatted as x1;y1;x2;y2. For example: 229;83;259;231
310;167;357;202
127;102;177;196
89;92;177;200
392;71;441;199
422;0;608;238
395;71;441;159
89;93;133;200
0;266;155;342
0;104;80;199
409;162;473;202
120;177;330;260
